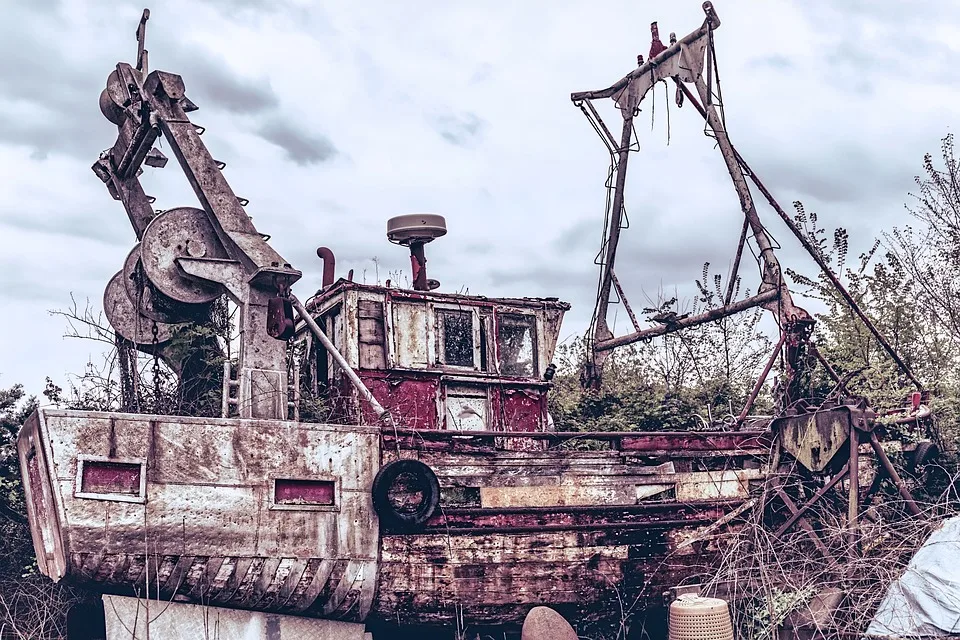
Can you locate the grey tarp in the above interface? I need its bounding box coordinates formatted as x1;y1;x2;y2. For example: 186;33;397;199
867;516;960;636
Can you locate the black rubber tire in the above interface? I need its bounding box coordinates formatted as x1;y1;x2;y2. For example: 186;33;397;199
913;440;940;470
371;459;440;532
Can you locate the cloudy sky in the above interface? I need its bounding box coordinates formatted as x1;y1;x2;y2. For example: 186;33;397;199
1;0;957;396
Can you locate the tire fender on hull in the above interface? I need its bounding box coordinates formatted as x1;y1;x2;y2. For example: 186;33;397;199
371;459;440;532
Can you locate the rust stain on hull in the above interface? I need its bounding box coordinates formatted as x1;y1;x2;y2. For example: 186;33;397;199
20;408;767;628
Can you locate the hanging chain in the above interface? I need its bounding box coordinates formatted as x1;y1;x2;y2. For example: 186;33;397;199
152;321;161;414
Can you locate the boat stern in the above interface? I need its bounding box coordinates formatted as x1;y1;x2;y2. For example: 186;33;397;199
17;409;68;580
17;408;382;621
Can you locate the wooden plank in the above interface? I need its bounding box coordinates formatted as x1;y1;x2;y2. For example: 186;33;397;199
480;484;627;508
382;539;630;565
358;299;384;318
374;546;725;626
358;318;385;343
358;299;386;369
359;342;386;369
676;469;764;500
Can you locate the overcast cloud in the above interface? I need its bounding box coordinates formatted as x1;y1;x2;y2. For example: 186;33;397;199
2;0;959;394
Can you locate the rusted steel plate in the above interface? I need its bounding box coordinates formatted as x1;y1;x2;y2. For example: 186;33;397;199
501;387;544;431
18;409;380;620
359;372;439;429
773;407;854;472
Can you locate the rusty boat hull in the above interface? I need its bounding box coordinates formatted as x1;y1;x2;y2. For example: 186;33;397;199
19;408;769;628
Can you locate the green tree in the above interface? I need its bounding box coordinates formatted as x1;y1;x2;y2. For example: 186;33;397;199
0;383;87;639
550;267;774;434
784;205;928;411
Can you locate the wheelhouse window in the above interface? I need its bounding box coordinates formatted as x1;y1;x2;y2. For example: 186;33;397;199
497;315;537;377
439;309;475;367
445;384;488;431
315;305;343;388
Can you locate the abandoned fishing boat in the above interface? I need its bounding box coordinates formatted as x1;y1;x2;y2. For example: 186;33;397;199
17;3;937;638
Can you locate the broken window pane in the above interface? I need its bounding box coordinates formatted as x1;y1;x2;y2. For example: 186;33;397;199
498;315;536;377
321;307;342;385
440;310;474;367
445;384;487;431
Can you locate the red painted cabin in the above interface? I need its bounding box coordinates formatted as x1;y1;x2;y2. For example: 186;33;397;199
297;280;570;436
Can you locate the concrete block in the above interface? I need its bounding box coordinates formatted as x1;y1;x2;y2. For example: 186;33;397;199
103;595;370;640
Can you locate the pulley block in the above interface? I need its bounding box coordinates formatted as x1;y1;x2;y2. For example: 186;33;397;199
267;296;296;341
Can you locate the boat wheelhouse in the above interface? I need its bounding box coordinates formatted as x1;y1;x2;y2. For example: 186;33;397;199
297;279;569;435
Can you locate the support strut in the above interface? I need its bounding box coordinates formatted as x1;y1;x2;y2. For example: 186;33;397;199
673;81;923;390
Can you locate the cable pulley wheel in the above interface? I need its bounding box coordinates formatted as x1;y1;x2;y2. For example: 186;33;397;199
140;207;227;304
103;272;184;345
99;69;130;126
122;243;196;324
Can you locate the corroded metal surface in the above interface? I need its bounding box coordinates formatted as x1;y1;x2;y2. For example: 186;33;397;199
20;407;768;628
357;372;440;430
103;271;184;344
139;207;226;304
18;409;381;620
773;405;871;473
373;436;767;625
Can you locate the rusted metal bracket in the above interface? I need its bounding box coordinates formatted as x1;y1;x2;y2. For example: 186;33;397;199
735;331;787;426
848;422;860;547
610;271;641;332
725;217;750;305
135;9;149;74
572;2;814;387
868;432;922;516
771;478;841;568
572;5;721;383
772;463;849;539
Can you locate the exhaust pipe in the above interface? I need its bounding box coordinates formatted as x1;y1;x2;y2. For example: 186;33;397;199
316;246;336;288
